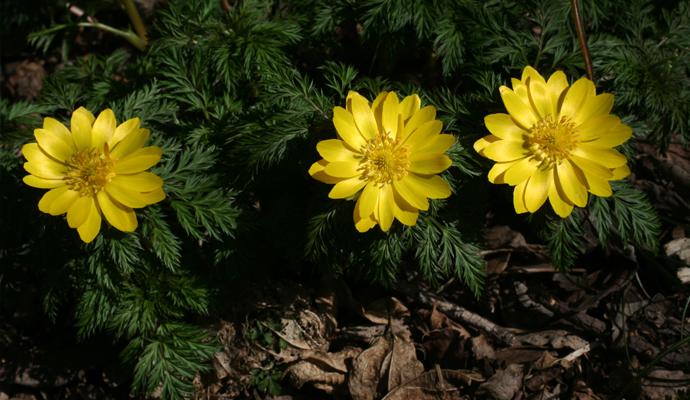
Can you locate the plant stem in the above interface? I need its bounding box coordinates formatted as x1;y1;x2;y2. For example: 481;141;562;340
121;0;148;41
570;0;594;81
78;22;147;51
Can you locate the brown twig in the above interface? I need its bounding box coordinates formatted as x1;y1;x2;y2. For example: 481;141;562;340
396;281;515;346
570;0;594;82
530;289;607;335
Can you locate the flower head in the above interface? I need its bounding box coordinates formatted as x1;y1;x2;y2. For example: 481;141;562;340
310;91;453;232
22;107;165;243
474;67;631;217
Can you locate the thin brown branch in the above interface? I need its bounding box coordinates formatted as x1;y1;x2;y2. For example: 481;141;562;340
396;281;515;346
570;0;594;81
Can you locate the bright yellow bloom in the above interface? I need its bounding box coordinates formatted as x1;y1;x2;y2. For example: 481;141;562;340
309;91;453;232
22;107;165;243
474;67;631;218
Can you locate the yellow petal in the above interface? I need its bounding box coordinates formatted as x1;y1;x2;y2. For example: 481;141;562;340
548;180;574;218
112;173;164;192
334;107;367;149
67;195;93;228
23;175;66;189
591;123;633;147
43;117;73;142
500;86;538;130
71;108;94;151
105;179;148;208
399;94;421;122
572;144;628;168
407;153;452;175
92;109;116;147
559;78;595;119
547;71;569;113
109;117;140;148
415;134;455;155
43;118;77;155
22;143;55;164
24;158;68;180
474;135;500;156
503;156;539;186
382;92;400;136
513;179;528;214
377;184;395;232
371;91;389;127
114;146;163;174
576;114;621;141
316;139;360;162
527;78;554;120
555;160;588;207
524;165;552;212
358;182;379;219
77;201;102;243
73;107;95;124
350;93;379;140
49;188;80;216
570;155;613;181
34;128;76;162
571;93;614;127
512;78;530;106
140;187;166;205
97;191;137;232
309;160;344;184
485;114;529;141
354;200;377;233
110;128;149;159
482;140;531;162
610;164;630;180
38;186;70;213
392;186;418;226
402;120;442;150
392;178;428;210
405;173;451;199
324;161;361;178
488;160;518;184
522;66;547;85
403;105;436;139
328;176;367;198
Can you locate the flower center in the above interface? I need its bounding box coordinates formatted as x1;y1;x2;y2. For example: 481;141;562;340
358;133;410;186
63;144;116;196
528;115;580;166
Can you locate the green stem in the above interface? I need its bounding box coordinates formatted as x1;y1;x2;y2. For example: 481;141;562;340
120;0;148;41
78;22;146;51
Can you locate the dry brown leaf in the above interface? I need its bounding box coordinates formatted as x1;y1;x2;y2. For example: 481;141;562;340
315;275;339;336
494;348;547;365
641;369;690;400
349;331;424;400
381;366;483;400
471;335;495;361
284;347;362;394
476;364;524;400
363;297;410;325
513;330;588;350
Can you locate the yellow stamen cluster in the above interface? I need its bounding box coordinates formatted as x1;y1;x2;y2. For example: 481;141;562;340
63;146;116;196
358;133;410;186
529;115;580;166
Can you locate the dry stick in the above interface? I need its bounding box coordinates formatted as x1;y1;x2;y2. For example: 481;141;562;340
396;281;515;346
570;0;594;82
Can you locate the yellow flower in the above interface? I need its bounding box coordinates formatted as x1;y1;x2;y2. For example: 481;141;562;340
309;91;453;232
474;67;631;218
22;107;165;243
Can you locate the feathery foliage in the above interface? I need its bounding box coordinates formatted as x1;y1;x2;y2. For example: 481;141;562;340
1;0;683;397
